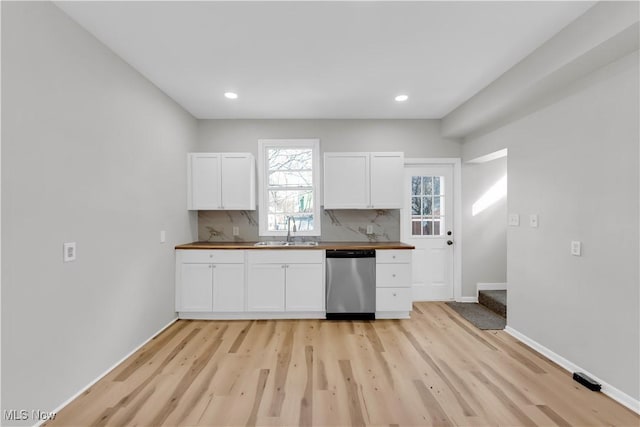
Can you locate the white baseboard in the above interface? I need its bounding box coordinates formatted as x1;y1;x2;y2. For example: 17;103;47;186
179;312;325;320
455;296;478;303
476;282;507;299
505;326;640;415
36;317;178;427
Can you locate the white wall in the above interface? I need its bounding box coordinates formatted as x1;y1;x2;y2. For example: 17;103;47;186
461;157;507;297
463;52;639;402
1;2;197;422
197;119;461;158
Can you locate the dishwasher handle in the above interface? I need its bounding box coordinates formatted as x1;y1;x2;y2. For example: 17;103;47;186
326;249;376;258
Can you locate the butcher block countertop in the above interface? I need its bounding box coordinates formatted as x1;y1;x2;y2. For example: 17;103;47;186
175;241;415;250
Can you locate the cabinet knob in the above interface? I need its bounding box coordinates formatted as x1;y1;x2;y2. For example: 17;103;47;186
393;293;397;297
392;256;396;259
209;254;213;258
208;265;212;269
392;274;396;278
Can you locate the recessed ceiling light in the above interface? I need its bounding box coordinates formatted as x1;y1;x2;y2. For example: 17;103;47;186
395;94;408;102
224;92;238;99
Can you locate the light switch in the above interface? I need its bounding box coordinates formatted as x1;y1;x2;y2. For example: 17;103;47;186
571;241;581;256
63;242;76;262
366;225;374;234
233;226;240;236
508;213;520;226
529;214;538;228
160;230;166;243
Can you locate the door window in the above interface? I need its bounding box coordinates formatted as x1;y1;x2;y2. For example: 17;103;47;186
411;176;445;236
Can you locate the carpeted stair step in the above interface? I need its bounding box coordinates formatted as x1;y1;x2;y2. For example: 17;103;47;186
478;290;507;318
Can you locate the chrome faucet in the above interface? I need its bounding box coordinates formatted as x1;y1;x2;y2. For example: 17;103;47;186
286;216;297;242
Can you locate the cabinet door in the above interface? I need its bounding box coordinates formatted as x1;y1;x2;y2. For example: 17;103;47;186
323;153;369;209
212;264;245;312
221;154;256;210
189;154;221;210
370;153;404;208
179;263;213;311
285;264;324;312
247;264;285;311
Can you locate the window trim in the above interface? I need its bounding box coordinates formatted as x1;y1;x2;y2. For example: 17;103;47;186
257;139;321;237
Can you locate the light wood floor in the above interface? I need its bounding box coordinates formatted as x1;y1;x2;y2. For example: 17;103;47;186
48;302;639;426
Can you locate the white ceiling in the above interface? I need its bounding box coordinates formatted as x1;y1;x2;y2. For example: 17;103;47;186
55;1;594;119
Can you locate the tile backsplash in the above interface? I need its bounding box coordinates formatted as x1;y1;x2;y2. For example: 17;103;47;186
198;209;400;242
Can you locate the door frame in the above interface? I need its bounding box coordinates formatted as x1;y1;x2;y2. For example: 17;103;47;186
402;158;462;301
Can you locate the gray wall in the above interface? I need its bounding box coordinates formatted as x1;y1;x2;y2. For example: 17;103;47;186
197;119;461;157
461;157;507;297
463;52;639;401
1;2;197;422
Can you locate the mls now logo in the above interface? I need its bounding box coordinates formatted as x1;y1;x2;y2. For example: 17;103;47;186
4;410;29;421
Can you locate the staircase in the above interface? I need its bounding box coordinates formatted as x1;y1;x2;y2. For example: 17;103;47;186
478;290;507;318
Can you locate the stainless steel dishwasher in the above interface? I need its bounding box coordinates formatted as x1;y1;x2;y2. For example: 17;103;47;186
326;249;376;320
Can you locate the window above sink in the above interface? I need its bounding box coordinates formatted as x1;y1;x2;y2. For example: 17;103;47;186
257;139;321;238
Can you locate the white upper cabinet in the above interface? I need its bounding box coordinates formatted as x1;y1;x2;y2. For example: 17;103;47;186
323;152;403;209
188;153;256;210
189;153;221;210
370;153;404;208
220;154;256;210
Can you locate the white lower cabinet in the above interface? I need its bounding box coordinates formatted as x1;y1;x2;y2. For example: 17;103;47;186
247;264;286;312
180;263;214;312
247;250;324;315
285;264;324;311
176;250;245;313
376;250;412;318
212;264;245;312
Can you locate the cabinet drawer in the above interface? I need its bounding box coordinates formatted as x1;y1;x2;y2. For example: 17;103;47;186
376;250;411;264
376;263;411;288
248;250;323;265
376;288;412;312
178;250;245;264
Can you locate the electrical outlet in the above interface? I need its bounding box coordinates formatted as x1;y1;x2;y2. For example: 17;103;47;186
508;213;520;226
160;230;166;243
366;224;374;234
529;214;538;228
233;226;240;236
63;242;76;262
571;241;582;256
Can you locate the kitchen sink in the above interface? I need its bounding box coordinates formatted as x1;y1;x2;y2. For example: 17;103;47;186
254;241;288;246
253;241;319;247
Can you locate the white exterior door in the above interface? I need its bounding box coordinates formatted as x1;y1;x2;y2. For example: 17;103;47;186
402;164;454;301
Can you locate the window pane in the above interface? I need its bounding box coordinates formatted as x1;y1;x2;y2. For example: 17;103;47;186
412;197;421;215
422;197;432;216
268;170;312;187
433;196;441;216
423;177;432;195
268;214;315;232
268;190;313;215
433;220;441;235
422;221;433;235
411;176;422;196
268;148;312;171
412;220;422;236
434;176;444;195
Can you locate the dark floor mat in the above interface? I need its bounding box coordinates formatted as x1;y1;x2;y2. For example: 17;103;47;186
445;302;506;330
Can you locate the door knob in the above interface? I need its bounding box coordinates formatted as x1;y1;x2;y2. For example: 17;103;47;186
447;231;452;236
447;240;453;246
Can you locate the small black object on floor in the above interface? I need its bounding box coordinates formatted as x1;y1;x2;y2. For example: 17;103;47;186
573;372;602;391
445;302;506;330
